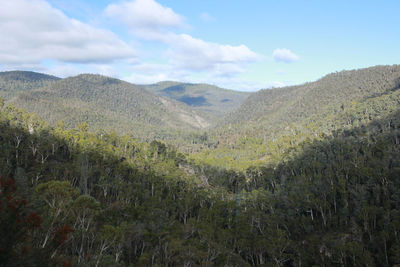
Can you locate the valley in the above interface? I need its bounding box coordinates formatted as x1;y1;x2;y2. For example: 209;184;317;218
2;0;399;265
1;65;400;266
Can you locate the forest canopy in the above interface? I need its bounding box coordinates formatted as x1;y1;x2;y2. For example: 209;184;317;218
1;65;400;266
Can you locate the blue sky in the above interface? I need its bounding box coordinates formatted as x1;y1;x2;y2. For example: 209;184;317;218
0;0;399;91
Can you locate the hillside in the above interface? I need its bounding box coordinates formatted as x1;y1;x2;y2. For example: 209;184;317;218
0;71;250;144
0;70;60;99
225;65;400;126
1;77;400;265
143;81;250;121
192;65;400;169
10;74;210;141
2;0;400;264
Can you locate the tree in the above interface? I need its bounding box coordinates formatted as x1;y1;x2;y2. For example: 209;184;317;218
0;176;44;266
34;181;79;249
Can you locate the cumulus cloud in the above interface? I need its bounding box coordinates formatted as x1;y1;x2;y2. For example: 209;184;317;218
105;0;260;76
105;0;184;41
0;0;264;88
272;48;299;63
121;62;190;84
166;34;260;72
0;0;136;66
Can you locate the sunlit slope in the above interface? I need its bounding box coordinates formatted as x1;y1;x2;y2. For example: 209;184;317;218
193;65;400;169
12;74;210;140
0;70;60;99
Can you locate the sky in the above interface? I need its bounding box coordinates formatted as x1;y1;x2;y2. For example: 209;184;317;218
0;0;399;91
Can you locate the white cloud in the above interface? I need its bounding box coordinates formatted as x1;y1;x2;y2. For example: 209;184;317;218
200;12;215;22
123;62;191;84
105;0;260;77
0;0;136;66
166;34;260;72
0;0;266;90
123;72;172;84
272;48;299;63
105;0;184;40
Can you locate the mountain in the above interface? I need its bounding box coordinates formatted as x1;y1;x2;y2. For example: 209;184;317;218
0;70;60;99
225;65;400;127
0;72;250;144
11;74;210;141
143;81;250;120
192;65;400;169
1;69;400;266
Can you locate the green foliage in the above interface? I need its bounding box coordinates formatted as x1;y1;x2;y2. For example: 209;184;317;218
35;181;79;206
0;65;400;265
7;73;210;145
0;176;45;266
194;64;400;170
0;70;59;100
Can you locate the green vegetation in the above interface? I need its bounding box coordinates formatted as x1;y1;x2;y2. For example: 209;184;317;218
9;74;210;144
192;65;400;169
0;70;59;100
1;65;400;266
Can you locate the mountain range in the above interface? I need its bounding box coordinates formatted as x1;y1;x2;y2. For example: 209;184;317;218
1;65;400;152
1;64;400;266
192;65;400;168
0;71;249;142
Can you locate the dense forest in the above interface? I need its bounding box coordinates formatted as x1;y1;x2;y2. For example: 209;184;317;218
0;71;247;146
1;65;400;266
192;65;400;168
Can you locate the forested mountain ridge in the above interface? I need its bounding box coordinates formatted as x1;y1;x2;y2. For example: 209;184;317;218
143;81;250;120
224;65;400;126
0;70;60;99
1;77;400;265
9;74;210;142
192;65;400;169
2;65;400;164
0;71;249;133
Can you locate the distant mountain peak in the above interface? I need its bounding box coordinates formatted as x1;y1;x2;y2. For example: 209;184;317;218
0;70;60;82
144;81;250;120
